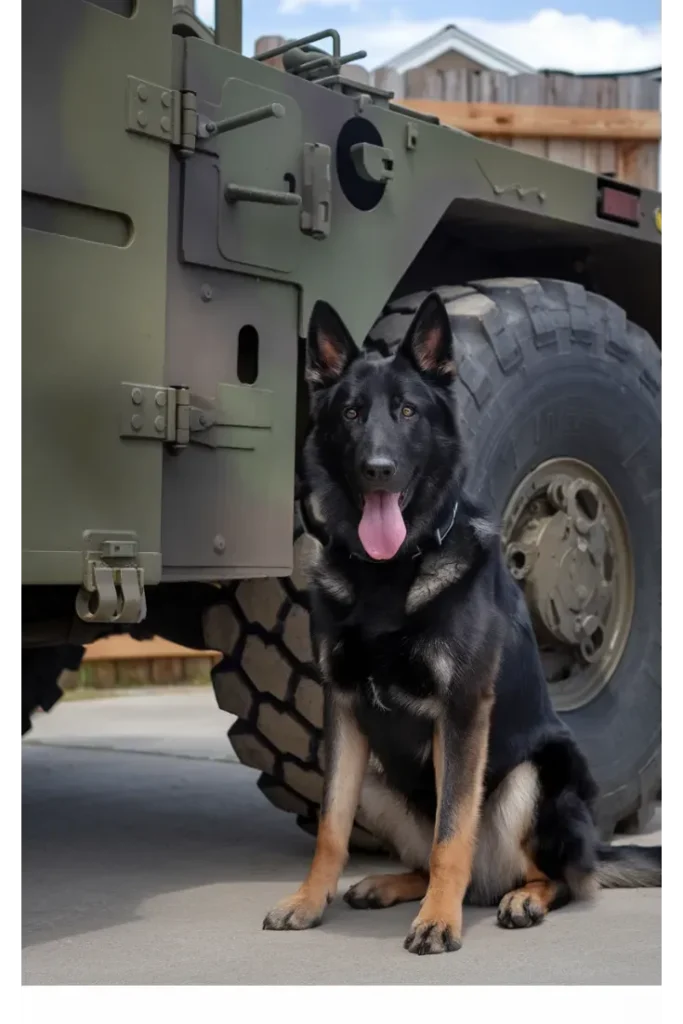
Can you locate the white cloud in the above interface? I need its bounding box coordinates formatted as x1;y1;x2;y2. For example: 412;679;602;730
278;1;361;11
195;0;362;28
462;10;660;74
306;9;661;74
194;0;215;28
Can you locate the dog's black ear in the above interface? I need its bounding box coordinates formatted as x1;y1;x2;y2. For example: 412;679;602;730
398;292;456;383
306;300;359;390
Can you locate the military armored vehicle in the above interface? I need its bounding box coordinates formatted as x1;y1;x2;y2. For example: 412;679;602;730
22;0;661;844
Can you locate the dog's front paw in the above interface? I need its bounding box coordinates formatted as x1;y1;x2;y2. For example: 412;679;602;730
403;917;462;956
263;893;327;932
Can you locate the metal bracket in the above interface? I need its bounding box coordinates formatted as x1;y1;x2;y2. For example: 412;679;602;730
405;123;419;151
350;142;395;184
492;184;546;201
126;76;180;144
76;531;146;625
120;383;180;443
476;159;546;203
301;143;331;239
126;77;197;154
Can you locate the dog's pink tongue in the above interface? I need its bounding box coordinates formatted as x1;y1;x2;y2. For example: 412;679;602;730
358;492;407;560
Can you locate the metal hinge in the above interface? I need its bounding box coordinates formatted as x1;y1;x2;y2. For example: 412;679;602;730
75;531;147;625
126;76;197;155
120;383;272;451
120;384;189;447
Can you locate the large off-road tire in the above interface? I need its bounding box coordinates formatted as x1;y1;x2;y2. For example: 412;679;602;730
204;542;383;852
22;644;85;735
208;278;661;841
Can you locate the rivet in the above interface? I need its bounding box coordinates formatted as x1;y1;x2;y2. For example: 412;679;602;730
161;91;171;108
131;414;143;431
213;534;226;554
137;83;148;101
137;110;148;128
155;391;167;408
154;415;165;433
200;284;212;302
131;387;143;405
160;116;171;134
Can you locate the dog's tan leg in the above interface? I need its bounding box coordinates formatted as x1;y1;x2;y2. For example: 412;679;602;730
263;690;368;931
344;871;429;909
497;853;569;929
404;694;493;955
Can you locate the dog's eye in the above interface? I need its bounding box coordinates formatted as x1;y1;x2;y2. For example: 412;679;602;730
343;407;358;421
401;404;416;418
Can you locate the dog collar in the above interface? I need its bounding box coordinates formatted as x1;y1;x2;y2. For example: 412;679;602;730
434;499;459;547
299;494;460;562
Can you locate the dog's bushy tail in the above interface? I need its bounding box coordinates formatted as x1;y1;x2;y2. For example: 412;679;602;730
595;843;661;889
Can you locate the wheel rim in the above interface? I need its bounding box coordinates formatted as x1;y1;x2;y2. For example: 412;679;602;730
501;458;635;712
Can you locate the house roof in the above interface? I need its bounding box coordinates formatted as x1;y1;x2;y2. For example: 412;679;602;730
538;65;661;79
378;23;535;75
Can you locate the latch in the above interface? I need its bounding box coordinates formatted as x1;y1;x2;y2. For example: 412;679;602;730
187;383;273;450
350;142;395;184
126;76;197;155
120;383;272;451
301;142;332;239
76;531;146;625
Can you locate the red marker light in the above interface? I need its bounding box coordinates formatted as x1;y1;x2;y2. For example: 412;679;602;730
597;181;641;227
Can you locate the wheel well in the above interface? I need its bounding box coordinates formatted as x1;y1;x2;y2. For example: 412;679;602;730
387;212;661;348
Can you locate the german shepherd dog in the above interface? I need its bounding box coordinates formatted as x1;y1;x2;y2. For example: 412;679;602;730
263;293;661;955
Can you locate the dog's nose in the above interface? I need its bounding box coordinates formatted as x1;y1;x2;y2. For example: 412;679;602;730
361;457;397;483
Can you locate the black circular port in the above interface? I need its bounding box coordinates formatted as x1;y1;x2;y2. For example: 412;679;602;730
336;117;387;212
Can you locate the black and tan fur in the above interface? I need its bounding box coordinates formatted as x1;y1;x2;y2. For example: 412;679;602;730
263;293;661;955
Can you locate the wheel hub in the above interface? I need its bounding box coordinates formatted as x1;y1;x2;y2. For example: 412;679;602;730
502;459;634;711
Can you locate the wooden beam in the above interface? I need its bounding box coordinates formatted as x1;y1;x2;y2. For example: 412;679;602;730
401;100;661;141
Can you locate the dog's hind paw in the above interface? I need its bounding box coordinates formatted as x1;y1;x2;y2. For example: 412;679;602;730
344;871;428;910
497;889;547;929
263;894;326;931
403;919;462;956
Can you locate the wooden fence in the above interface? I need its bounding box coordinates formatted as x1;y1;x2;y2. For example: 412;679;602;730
372;66;660;109
400;98;660;187
62;635;220;691
377;68;660;189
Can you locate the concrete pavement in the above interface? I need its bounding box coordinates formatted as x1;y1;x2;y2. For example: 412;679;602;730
23;690;661;985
